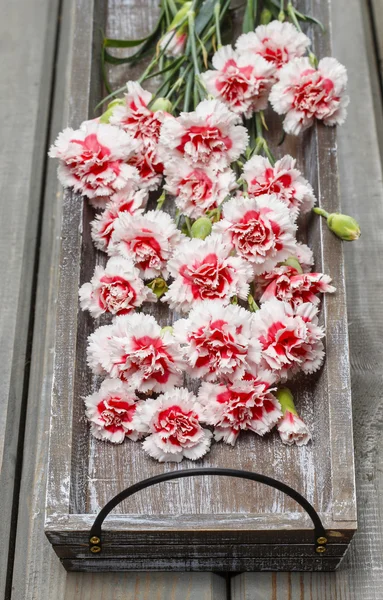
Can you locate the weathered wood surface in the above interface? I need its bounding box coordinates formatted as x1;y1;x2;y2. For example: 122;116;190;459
232;0;383;596
44;0;355;571
0;0;60;597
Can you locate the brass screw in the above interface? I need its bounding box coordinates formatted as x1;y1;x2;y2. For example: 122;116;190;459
90;536;100;544
317;536;327;545
316;545;326;554
90;545;101;553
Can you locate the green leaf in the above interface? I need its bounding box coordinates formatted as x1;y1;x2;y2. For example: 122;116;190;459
142;55;186;81
104;36;154;48
195;0;218;36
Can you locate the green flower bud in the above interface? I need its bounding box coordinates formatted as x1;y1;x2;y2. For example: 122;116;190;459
191;217;212;239
260;8;273;24
150;97;173;114
278;10;285;21
247;294;259;312
146;277;168;299
169;1;192;29
327;213;361;241
99;98;124;124
160;326;174;336
282;257;303;274
275;388;297;415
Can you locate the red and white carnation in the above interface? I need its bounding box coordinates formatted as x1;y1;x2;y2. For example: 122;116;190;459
252;299;325;379
277;410;311;446
243;154;315;218
87;313;185;393
84;378;144;443
159;99;248;170
173;301;261;382
109;81;167;147
160;29;188;58
236;21;310;74
199;369;281;445
127;146;164;191
270;57;349;135
164;161;236;219
201;46;275;117
90;188;148;252
109;210;181;279
48;121;139;200
257;266;335;308
213;194;297;274
162;234;253;312
135;388;212;462
79;256;157;318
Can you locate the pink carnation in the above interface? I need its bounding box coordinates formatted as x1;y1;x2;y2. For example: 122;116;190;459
90;188;148;252
79;256;157;318
243;154;315;218
87;313;185;393
127;145;164;191
173;301;261;382
201;46;275;117
270;57;349;135
135;388;212;462
199;370;281;445
258;266;335;308
277;410;311;446
213;194;297;274
252;299;325;379
48;121;139;200
109;210;181;279
84;378;144;443
164;161;236;219
162;235;253;312
236;21;310;73
159;99;248;170
160;30;188;58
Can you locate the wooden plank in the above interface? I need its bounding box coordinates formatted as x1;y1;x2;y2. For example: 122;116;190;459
0;0;60;597
232;0;383;595
10;0;228;598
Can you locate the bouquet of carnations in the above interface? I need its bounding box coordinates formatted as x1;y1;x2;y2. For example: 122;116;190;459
49;0;360;462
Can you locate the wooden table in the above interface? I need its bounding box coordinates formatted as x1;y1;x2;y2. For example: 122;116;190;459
1;0;383;597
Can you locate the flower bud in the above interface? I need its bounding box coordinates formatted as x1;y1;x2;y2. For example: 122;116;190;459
169;1;192;28
282;257;303;274
191;217;212;239
260;8;273;24
99;99;124;124
150;97;173;114
327;213;361;241
160;325;174;336
278;10;285;21
275;387;297;416
146;277;168;299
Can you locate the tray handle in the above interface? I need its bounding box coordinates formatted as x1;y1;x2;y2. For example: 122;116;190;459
88;467;328;555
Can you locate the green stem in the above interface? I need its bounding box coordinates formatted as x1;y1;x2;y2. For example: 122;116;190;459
287;2;302;32
214;2;222;49
183;69;194;111
184;216;193;237
313;207;330;219
166;0;178;18
188;11;200;76
254;113;276;166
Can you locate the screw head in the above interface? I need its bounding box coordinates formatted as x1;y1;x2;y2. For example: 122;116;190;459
317;536;327;545
90;545;101;553
316;545;326;554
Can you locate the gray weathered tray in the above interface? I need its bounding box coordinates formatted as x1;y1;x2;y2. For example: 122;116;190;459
45;0;357;571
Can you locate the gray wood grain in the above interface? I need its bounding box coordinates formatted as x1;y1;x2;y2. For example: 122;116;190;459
0;0;60;596
232;0;383;595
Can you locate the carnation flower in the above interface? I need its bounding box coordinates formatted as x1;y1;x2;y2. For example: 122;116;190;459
135;388;212;462
79;256;157;318
243;154;315;217
201;46;275;117
252;299;325;379
164;161;236;219
258;266;335;308
84;378;143;443
173;301;261;382
160;29;188;58
127;146;164;191
87;313;185;393
236;21;310;73
90;188;148;252
109;210;181;279
159;99;248;170
199;369;281;445
48;121;139;200
213;194;297;274
162;235;253;312
109;81;167;147
277;410;311;446
270;57;349;135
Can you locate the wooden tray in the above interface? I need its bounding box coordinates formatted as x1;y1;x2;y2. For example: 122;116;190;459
45;0;357;571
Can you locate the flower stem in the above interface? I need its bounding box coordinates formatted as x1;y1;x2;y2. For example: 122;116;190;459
313;207;330;219
287;2;302;32
184;216;193;237
248;294;260;312
254;112;276;166
214;2;222;49
188;11;200;76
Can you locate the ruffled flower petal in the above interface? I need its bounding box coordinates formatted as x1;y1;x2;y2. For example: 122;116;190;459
277;410;311;446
